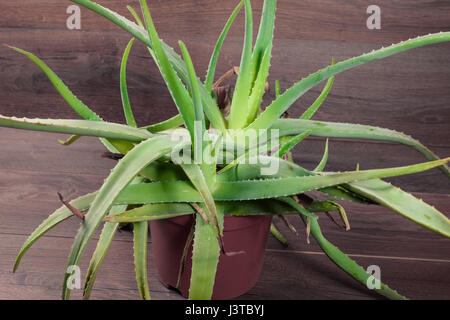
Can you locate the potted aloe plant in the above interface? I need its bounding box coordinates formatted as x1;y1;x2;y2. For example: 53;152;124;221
3;0;450;300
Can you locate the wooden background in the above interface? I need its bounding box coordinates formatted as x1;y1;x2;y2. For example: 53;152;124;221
0;0;449;300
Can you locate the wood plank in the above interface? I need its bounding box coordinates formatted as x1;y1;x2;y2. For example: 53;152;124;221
2;0;450;43
0;128;114;176
245;250;450;300
2;232;449;300
0;233;181;300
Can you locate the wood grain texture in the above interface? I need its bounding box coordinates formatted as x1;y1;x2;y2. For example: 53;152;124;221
0;0;449;300
2;0;450;43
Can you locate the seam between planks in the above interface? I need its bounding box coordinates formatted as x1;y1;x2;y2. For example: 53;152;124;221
266;248;450;263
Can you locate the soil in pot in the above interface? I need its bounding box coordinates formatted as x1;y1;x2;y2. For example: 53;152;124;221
150;214;272;300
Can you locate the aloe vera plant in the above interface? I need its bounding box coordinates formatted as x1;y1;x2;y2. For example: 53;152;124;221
4;0;450;300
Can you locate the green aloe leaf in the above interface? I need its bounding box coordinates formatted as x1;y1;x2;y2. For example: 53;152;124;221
142;114;184;133
275;80;281;98
214;158;449;201
83;204;127;299
188;204;224;300
246;0;277;123
320;185;374;204
274;131;311;158
13;191;97;272
228;0;253;129
5;45;135;154
58;134;82;146
140;0;195;141
127;4;186;139
278;197;317;219
104;203;194;223
247;44;272;124
272;118;450;176
300;60;335;120
314;139;329;172
345;179;450;237
205;0;244;91
107;190;446;237
270;223;288;246
311;220;405;299
222;149;368;205
83;177;145;300
285;200;407;300
117;158;449;204
127;5;145;29
181;163;221;236
0;115;151;142
250;0;277;86
5;45;102;121
120;38;138;128
248;32;450;130
179;40;206;161
139;161;187;182
133;221;151;300
106;199;307;223
62;135;176;300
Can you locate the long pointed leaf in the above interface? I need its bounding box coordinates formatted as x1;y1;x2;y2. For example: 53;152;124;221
249;32;450;130
181;163;221;236
5;45;102;121
83;177;145;299
133;221;151;300
205;0;244;91
120;38;138;128
5;45;134;153
272;118;450;176
142;114;184;133
117;158;449;204
346;179;450;237
275;80;281;98
250;0;277;86
106;199;312;223
13;192;97;272
228;0;253;129
62;135;176;299
188;205;224;300
127;5;144;28
274;131;311;158
0;115;151;142
82;204;127;299
314;139;329;171
247;44;272;124
104;203;194;223
286;201;407;300
214;158;449;201
139;0;195;140
58;134;82;146
179;40;205;161
300;60;335;120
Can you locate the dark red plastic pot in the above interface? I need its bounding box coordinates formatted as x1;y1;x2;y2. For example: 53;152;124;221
150;214;272;300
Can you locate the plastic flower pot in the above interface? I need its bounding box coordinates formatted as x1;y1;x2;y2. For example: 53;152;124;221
150;214;273;299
